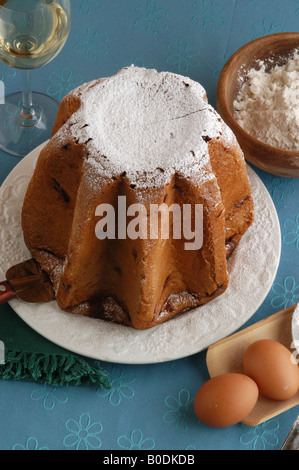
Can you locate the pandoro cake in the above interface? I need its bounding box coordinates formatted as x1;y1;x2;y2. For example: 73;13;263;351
21;66;254;330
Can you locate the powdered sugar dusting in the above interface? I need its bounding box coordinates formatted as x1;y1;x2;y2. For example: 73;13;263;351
59;66;236;188
35;250;64;292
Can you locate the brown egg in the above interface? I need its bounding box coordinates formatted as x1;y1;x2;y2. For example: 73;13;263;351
242;339;299;401
194;373;259;428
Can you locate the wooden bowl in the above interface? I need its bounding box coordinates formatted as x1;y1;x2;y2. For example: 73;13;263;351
217;32;299;178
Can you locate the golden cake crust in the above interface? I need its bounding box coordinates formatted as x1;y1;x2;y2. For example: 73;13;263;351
21;67;254;329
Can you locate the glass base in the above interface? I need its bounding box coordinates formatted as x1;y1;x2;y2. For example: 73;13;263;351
0;92;59;158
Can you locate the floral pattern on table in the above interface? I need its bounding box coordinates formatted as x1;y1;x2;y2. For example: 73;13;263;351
73;26;109;61
63;412;103;450
163;389;195;433
191;0;226;32
134;0;168;36
166;38;201;73
240;419;280;450
283;215;299;251
12;437;49;451
30;385;69;411
117;429;156;450
47;67;83;102
75;0;102;16
271;276;299;310
96;365;135;406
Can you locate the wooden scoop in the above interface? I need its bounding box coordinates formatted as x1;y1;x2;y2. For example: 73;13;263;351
0;258;55;304
206;304;299;426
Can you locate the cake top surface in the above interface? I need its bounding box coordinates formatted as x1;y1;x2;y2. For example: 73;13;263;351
58;66;236;188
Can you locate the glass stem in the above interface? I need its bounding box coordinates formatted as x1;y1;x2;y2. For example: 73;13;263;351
21;70;34;119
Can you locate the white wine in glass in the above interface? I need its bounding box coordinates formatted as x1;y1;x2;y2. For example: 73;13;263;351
0;0;71;157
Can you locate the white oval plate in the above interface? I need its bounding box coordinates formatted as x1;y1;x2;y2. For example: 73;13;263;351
0;142;281;364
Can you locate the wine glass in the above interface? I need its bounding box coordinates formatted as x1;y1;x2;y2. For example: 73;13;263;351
0;0;71;157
